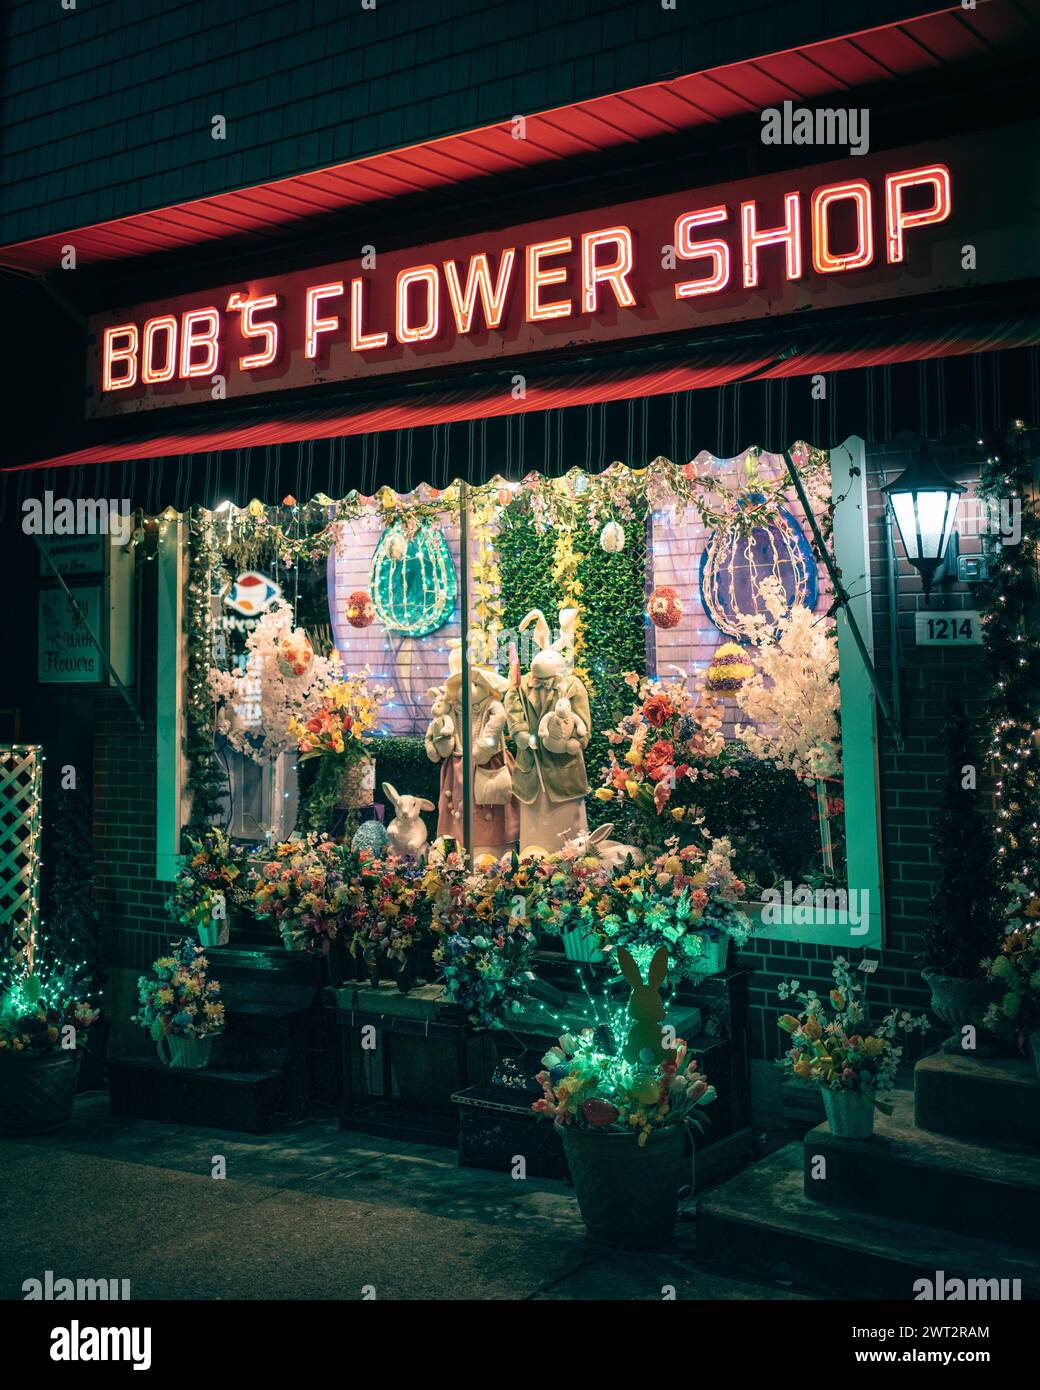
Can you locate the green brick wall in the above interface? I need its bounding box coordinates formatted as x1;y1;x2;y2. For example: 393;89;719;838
1;0;941;245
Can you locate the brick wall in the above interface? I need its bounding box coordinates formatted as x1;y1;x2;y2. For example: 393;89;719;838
0;0;943;246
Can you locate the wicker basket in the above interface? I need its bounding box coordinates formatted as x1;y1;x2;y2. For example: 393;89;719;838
0;1050;82;1135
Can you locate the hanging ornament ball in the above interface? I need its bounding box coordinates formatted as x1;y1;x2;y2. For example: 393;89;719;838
706;641;755;694
647;586;683;629
345;591;375;629
351;819;390;858
572;473;589;495
247;498;265;518
599;520;626;553
497;486;512;507
386;529;408;562
276;630;313;678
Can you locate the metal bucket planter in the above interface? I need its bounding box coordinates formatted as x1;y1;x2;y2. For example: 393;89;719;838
1029;1031;1040;1081
196;919;220;948
822;1087;876;1139
922;969;998;1055
0;1049;82;1135
559;1122;687;1247
689;932;730;977
157;1034;212;1070
561;925;604;963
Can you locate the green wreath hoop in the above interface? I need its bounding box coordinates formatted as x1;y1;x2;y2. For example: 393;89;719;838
369;523;457;636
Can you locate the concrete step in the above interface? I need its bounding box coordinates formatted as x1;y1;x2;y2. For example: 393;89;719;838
915;1053;1040;1148
109;1057;286;1133
804;1090;1040;1248
698;1144;1040;1300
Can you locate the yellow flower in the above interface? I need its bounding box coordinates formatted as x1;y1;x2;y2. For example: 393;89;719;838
624;749;642;766
861;1036;885;1058
625;780;640;799
670;806;685;822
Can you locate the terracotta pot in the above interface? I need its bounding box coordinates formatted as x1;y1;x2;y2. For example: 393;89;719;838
559;1122;687;1247
0;1050;82;1135
822;1087;876;1139
157;1034;212;1070
922;969;999;1055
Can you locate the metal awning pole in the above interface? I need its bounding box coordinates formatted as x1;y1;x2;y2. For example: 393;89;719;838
782;449;903;754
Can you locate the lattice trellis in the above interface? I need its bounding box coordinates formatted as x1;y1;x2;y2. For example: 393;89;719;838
1;745;42;974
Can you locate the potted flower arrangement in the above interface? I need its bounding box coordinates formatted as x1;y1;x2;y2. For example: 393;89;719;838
431;852;538;1029
345;847;432;992
595;669;727;847
777;956;930;1138
592;836;752;979
133;938;225;1070
290;670;393;834
530;849;613;962
250;836;350;965
533;947;716;1247
0;963;100;1134
168;827;241;947
981;883;1040;1076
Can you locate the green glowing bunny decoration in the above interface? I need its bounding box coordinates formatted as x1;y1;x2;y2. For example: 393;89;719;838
617;945;674;1067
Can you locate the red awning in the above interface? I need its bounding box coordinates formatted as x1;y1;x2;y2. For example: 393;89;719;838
8;313;1039;476
0;3;1032;273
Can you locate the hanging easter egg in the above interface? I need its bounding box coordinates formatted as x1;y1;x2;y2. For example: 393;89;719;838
247;498;265;518
345;591;375;629
369;522;456;637
497;487;512;508
647;585;683;629
385;528;408;562
276;630;313;678
572;473;589;495
599;520;626;553
351;819;390;858
706;641;755;694
698;496;818;640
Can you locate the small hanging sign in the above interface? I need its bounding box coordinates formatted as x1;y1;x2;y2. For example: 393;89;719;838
38;586;104;683
914;611;982;646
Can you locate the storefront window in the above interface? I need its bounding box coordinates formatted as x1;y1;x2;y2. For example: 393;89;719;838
157;440;880;949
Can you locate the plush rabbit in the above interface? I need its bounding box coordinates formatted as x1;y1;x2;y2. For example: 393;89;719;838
617;945;672;1066
537;694;589;753
563;821;644;871
428;685;454;740
476;698;508;762
382;782;434;860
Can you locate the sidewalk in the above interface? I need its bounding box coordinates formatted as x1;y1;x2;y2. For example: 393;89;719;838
0;1096;794;1301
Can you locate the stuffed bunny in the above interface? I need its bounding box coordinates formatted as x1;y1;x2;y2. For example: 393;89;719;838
537;695;589;753
563;821;643;871
424;685;456;763
475;698;508;764
616;945;672;1066
382;782;434;860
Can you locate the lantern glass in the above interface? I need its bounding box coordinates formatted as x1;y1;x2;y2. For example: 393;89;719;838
888;486;960;563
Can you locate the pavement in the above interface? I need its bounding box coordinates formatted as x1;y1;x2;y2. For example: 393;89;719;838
0;1094;799;1301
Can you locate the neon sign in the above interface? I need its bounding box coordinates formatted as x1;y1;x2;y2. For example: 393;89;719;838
87;136;982;418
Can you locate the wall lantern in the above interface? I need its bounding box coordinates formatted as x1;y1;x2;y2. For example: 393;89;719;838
881;444;964;599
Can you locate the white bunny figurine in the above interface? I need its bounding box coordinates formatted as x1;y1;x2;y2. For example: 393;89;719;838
537;695;588;753
564;821;644;871
382;782;434;860
427;685;454;741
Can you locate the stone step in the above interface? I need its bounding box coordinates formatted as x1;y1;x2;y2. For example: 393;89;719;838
698;1144;1040;1300
109;1057;286;1134
804;1090;1040;1248
915;1053;1040;1148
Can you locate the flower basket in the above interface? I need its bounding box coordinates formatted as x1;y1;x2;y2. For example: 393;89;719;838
0;1049;82;1135
688;931;729;977
559;1122;687;1248
822;1087;876;1139
561;925;604;963
336;757;374;810
157;1034;212;1070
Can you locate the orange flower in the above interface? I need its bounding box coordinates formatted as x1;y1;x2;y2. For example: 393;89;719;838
643;695;672;728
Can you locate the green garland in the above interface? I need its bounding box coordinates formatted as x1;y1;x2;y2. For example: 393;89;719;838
497;501;646;829
978;422;1040;898
184;509;228;838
